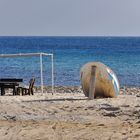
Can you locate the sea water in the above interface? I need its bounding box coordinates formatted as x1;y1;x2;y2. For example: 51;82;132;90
0;36;139;86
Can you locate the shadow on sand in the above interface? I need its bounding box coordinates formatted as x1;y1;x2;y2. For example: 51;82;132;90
22;98;88;103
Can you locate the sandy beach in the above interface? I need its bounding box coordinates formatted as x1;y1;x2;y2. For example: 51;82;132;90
0;87;140;140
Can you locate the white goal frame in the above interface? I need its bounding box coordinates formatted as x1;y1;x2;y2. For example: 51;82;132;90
0;52;54;94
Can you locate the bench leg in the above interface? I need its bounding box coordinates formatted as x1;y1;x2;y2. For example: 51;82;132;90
13;87;16;95
1;86;5;96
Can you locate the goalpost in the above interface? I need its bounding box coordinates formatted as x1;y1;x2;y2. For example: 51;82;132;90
0;52;54;94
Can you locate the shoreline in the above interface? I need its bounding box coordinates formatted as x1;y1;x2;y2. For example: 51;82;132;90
34;86;140;95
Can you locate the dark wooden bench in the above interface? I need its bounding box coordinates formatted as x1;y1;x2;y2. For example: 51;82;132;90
0;79;23;95
17;78;35;95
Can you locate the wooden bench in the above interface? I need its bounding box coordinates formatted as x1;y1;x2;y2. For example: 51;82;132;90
0;79;23;95
17;78;35;95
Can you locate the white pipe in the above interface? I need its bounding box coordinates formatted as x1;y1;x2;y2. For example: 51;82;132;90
40;53;44;94
0;53;53;58
51;54;54;95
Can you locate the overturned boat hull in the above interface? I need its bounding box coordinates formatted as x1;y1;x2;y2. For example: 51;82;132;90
80;62;120;98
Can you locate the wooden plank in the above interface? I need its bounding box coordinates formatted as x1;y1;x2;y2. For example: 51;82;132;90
0;78;23;82
89;66;97;99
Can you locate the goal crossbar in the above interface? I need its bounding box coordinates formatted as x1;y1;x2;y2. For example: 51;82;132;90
0;52;54;94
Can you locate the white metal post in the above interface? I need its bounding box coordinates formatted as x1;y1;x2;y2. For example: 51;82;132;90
40;53;44;93
51;54;54;95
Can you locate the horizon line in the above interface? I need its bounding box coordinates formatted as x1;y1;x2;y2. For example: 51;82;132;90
0;35;140;38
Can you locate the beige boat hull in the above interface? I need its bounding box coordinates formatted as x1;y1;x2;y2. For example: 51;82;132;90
80;62;120;98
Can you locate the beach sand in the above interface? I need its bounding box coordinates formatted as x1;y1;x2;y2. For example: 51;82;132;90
0;87;140;140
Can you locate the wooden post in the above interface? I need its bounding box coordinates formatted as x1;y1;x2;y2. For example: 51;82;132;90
89;66;97;99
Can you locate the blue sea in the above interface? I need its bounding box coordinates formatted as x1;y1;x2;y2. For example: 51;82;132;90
0;36;140;87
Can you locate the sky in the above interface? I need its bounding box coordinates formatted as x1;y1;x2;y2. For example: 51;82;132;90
0;0;140;36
